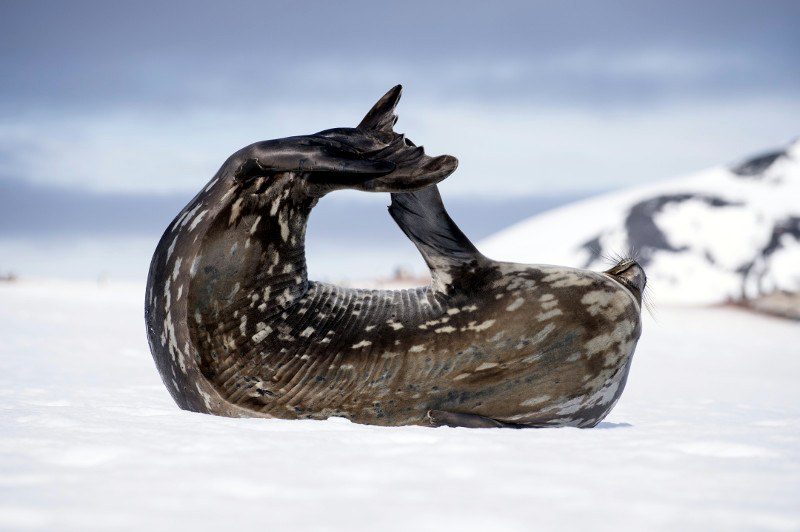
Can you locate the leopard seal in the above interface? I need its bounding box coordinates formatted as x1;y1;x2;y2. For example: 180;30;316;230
145;85;646;428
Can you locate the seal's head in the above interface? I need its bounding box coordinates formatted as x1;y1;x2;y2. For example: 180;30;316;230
230;85;458;198
604;258;647;306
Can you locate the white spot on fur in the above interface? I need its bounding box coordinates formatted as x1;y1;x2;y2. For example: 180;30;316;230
521;395;551;406
179;204;202;229
220;188;235;203
351;340;372;349
567;352;582;362
542;269;594;288
506;297;525;312
300;327;315;338
229;198;244;225
195;382;214;409
252;326;272;344
171;257;183;281
278;210;289;242
465;319;496;332
249;216;262;234
582;290;628;320
188;209;208;231
166;236;179;259
435;325;456;333
431;269;453;293
189;255;201;278
409;345;425;353
537;309;563;322
202;177;218;192
475;362;498;371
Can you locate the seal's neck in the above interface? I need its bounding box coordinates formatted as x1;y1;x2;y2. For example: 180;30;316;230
231;173;316;318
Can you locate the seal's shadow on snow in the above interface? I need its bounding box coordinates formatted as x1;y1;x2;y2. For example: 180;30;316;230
594;422;633;429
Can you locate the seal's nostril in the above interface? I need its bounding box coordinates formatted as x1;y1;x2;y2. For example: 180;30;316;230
605;260;647;302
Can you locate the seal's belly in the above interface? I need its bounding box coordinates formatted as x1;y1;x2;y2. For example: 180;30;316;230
190;268;641;428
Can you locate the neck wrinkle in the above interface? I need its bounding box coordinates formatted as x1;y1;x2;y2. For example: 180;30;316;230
249;191;313;322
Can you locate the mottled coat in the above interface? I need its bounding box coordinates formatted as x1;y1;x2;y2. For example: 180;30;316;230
145;86;645;428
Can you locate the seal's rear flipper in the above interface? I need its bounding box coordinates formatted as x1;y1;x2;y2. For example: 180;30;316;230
389;186;484;271
305;86;458;194
358;84;402;133
426;410;521;429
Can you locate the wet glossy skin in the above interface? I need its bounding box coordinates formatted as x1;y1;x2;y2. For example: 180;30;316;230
145;85;644;428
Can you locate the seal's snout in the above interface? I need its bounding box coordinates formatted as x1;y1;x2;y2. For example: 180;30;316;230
605;260;646;303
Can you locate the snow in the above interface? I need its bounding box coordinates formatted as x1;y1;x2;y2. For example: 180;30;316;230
2;280;799;531
479;139;800;305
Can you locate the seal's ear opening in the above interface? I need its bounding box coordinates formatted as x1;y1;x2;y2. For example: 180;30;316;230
358;84;402;132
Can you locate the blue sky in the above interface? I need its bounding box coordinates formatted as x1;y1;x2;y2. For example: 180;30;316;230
1;0;798;196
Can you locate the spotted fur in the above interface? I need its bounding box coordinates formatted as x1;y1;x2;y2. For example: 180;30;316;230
145;86;645;428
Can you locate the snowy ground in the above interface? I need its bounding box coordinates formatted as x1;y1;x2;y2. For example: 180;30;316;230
1;280;799;531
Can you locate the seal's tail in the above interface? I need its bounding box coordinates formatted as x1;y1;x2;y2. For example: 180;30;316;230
389;185;483;269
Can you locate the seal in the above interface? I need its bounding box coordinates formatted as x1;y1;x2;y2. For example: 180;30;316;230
145;85;646;428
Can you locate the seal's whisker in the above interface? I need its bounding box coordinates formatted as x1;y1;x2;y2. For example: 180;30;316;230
641;285;658;321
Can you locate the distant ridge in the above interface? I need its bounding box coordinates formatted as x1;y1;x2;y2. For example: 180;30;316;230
480;139;800;307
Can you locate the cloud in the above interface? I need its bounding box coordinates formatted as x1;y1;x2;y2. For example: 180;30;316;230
1;94;798;195
2;1;798;110
0;1;797;195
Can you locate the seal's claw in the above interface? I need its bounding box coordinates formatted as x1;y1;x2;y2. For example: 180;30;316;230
426;409;520;429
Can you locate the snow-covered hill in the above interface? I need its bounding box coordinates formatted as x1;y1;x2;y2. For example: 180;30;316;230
480;140;800;306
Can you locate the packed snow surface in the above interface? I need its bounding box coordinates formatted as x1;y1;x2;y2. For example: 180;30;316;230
1;280;799;531
480;139;800;305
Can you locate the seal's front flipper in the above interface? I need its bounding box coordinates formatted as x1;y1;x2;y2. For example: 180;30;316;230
426;410;521;429
389;186;486;294
389;185;484;268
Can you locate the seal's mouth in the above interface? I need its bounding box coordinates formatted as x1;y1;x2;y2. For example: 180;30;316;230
604;259;647;305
